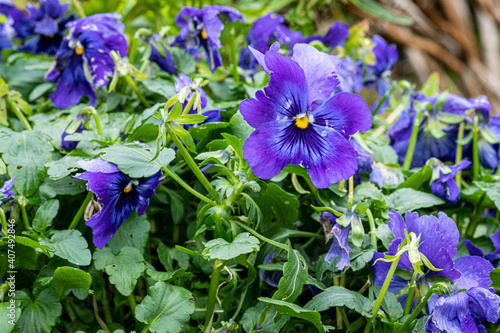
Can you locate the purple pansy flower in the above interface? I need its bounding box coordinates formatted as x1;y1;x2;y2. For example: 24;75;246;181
75;158;162;249
464;229;500;268
61;113;89;151
172;5;244;72
426;256;499;332
322;212;353;270
147;33;177;75
350;140;384;188
305;21;349;48
0;177;14;205
371;209;461;310
430;160;471;204
335;57;364;94
45;13;128;108
240;43;372;188
364;35;398;98
0;17;14;60
238;12;283;71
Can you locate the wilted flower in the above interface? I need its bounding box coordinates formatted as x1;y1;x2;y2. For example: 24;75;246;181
45;13;128;108
430;160;471;204
241;43;372;188
147;33;177;75
172;5;244;72
0;177;14;205
75;158;162;249
322;211;353;271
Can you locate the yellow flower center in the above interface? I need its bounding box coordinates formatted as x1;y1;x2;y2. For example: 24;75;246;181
201;28;207;40
123;182;133;193
75;46;84;55
295;115;309;129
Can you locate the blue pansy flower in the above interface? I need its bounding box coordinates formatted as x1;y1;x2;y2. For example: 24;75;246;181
430;160;471;204
61;113;89;151
0;177;14;206
335;56;364;94
45;13;128;108
464;229;500;268
0;16;14;60
147;33;177;75
241;43;372;188
371;209;461;310
172;5;244;72
238;12;283;71
75;158;162;249
12;0;75;55
364;35;398;98
388;92;464;168
426;256;500;332
322;211;353;270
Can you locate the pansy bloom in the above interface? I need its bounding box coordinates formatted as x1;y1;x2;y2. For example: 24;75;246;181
464;229;500;268
364;35;398;98
0;177;14;205
45;13;128;108
10;0;75;55
238;12;283;71
61;113;89;151
426;256;499;332
0;17;14;60
147;33;177;75
430;160;471;204
75;158;162;249
321;211;353;270
240;43;372;188
172;5;244;72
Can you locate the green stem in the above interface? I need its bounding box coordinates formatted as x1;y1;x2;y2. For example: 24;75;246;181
127;293;137;316
165;124;219;201
403;271;419;316
124;74;151;108
455;121;465;188
83;107;103;136
101;288;113;324
304;177;321;204
204;259;224;333
69;192;93;230
402;109;422;171
71;0;86;17
364;256;401;333
7;100;32;131
229;28;239;84
396;283;447;333
162;167;217;206
366;208;377;251
232;284;249;319
466;192;486;236
347;176;354;209
20;201;30;230
128;35;138;64
0;208;7;236
333;277;343;330
372;86;395;116
140;60;150;73
234;220;288;251
472;116;479;181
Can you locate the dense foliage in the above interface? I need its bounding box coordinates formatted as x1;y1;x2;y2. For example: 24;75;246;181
1;1;500;332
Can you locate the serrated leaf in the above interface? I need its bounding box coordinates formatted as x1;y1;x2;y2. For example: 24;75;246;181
45;156;81;180
39;230;91;266
93;247;145;296
32;199;59;233
305;286;374;317
255;183;299;229
259;297;325;333
272;241;308;303
387;188;444;212
49;267;92;299
15;289;62;333
107;211;151;255
135;282;196;333
100;143;174;178
202;232;260;260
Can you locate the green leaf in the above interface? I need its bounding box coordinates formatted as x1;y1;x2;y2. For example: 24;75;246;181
49;267;92;299
427;119;446;139
202;232;260;260
230;111;254;141
476;181;500;211
39;230;91;266
0;158;6;175
0;301;20;333
45;156;81;180
165;102;183;122
100;143;175;178
28;82;53;101
258;297;325;333
93;246;145;296
240;302;289;333
141;78;175;97
347;0;413;26
419;73;439;97
221;132;246;168
387;188;444;212
0;129;53;196
368;142;398;164
146;268;194;282
305;286;374;317
372;285;403;320
135;282;196;333
490;268;500;288
15;289;62;333
398;165;432;190
255;183;299;229
170;47;196;74
272;241;308;303
32;199;59;233
107;211;151;255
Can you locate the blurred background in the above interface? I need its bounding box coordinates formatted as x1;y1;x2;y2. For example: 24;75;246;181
71;0;500;111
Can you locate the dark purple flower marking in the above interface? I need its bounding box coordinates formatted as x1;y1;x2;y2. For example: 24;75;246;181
430;160;471;204
75;158;162;249
45;13;128;108
241;43;372;188
172;5;244;72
